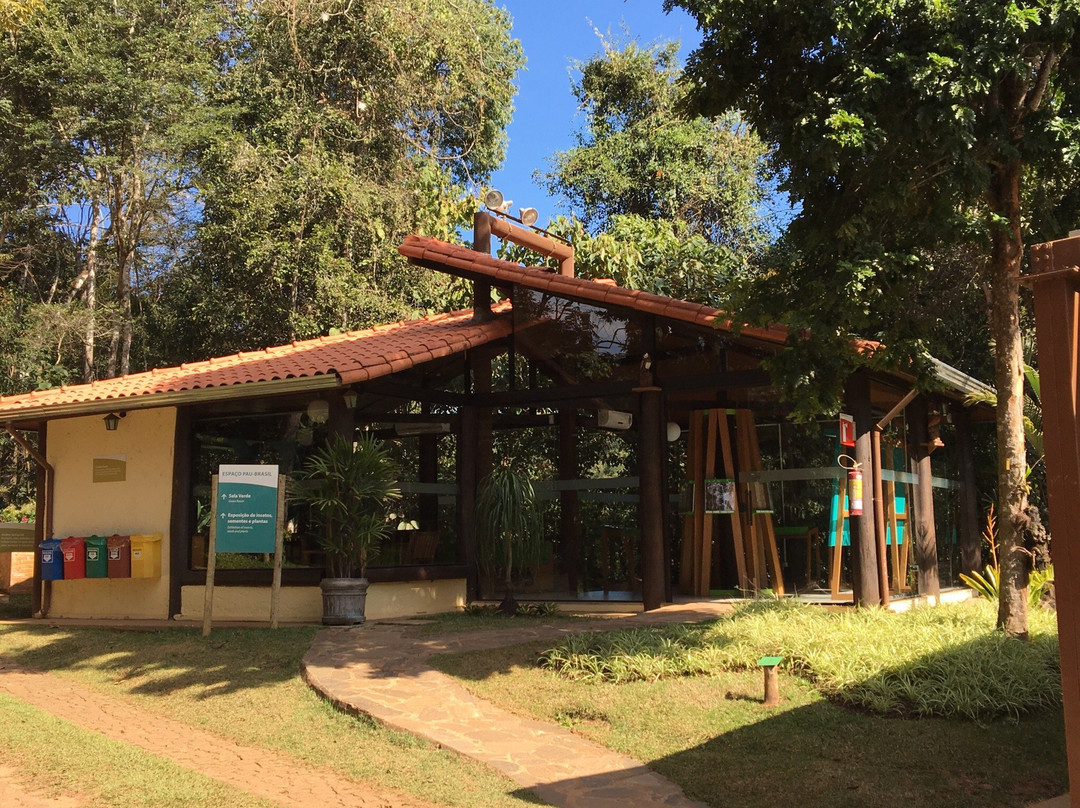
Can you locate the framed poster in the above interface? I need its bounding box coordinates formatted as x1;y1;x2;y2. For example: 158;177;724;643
704;478;737;514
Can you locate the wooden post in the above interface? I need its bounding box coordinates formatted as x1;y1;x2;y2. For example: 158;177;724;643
202;475;218;638
872;430;890;606
558;408;581;595
269;476;286;629
691;411;708;595
1028;234;1080;808
846;373;881;606
472;212;493;321
419;432;440;532
458;405;479;601
699;410;718;596
952;403;982;578
30;423;48;618
167;408;192;619
717;411;749;592
638;387;666;611
759;656;782;707
908;397;941;599
678;413;701;594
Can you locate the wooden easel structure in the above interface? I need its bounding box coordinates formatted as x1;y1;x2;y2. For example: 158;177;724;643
882;448;910;594
679;409;784;597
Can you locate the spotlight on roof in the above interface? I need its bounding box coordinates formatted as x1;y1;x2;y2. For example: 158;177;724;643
519;207;539;227
483;189;514;215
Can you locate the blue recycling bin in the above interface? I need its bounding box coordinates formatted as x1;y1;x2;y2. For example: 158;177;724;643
40;538;63;581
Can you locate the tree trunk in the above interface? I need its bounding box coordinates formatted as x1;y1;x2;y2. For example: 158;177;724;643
82;205;100;383
987;157;1030;638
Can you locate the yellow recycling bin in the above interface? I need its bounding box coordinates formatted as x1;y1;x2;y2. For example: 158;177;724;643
129;532;162;578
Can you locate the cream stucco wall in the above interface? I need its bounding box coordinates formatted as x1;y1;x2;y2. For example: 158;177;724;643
179;579;466;622
47;408;176;618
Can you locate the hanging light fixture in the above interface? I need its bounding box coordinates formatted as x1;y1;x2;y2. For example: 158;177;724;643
306;399;330;424
342;390;359;409
103;412;125;431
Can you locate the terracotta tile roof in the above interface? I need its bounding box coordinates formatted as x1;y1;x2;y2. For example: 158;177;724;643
399;235;792;345
0;307;511;419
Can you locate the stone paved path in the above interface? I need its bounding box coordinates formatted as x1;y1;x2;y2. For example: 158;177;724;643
302;603;734;808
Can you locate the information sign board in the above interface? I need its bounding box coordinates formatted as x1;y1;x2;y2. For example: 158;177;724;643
0;522;35;552
215;465;279;553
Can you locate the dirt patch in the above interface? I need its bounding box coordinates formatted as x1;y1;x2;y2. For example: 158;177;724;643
0;661;432;808
0;765;86;808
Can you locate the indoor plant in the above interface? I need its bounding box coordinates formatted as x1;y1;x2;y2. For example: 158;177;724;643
475;463;543;614
295;433;399;624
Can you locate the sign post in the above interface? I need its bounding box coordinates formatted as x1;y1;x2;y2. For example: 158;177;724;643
202;465;282;636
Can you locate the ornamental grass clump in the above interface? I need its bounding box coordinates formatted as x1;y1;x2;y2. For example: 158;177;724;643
537;599;1060;720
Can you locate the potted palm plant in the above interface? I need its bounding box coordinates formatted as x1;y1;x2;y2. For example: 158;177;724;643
475;464;543;615
295;433;400;625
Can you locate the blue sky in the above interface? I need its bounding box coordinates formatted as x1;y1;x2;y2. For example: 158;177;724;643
487;1;702;221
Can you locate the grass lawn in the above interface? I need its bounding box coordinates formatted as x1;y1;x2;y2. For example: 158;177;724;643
430;601;1067;808
0;693;279;808
0;623;541;807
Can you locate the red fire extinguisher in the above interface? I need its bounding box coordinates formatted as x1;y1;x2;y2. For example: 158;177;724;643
839;455;863;517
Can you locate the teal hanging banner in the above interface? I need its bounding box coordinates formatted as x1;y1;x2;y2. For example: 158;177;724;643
216;465;279;553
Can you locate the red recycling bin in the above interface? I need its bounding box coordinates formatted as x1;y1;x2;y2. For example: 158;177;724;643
60;536;86;579
107;534;131;578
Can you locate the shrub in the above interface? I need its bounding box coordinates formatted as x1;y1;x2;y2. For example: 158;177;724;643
537;600;1060;719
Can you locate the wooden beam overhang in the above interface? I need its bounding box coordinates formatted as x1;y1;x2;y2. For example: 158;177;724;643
360;382;471;407
660;369;772;394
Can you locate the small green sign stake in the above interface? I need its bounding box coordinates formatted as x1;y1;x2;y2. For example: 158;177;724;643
758;656;783;707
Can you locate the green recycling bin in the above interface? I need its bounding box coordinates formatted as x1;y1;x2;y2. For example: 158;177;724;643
85;534;107;578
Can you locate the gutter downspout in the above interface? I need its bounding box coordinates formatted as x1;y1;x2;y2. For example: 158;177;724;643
5;424;53;617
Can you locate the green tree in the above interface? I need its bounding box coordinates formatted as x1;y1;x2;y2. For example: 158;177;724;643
669;0;1080;635
0;0;224;380
156;0;522;361
541;37;772;250
0;0;41;32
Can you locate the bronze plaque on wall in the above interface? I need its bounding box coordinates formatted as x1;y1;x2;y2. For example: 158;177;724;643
93;456;127;483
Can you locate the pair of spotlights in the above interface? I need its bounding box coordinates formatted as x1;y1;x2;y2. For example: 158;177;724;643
484;189;538;227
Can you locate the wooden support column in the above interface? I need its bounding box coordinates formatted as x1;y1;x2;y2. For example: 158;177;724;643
474;351;494;486
457;405;479;601
952;403;982;578
1028;234;1080;808
908;396;941;598
637;386;666;611
558;408;581;595
32;424;46;617
418;432;439;532
168;408;192;620
846;372;880;606
472;212;493;321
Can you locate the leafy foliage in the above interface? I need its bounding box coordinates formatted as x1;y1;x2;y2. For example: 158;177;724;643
475;464;544;611
531;35;774;307
0;0;523;377
668;0;1080;636
539;600;1060;719
293;434;400;578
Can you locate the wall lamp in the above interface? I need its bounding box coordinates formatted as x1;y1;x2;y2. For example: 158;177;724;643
103;412;126;431
342;390;359;409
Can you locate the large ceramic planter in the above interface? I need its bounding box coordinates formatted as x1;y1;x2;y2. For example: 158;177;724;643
320;577;369;625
